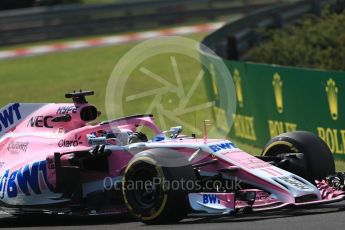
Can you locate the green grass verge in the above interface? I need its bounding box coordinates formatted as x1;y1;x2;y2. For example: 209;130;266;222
1;35;207;100
0;32;213;134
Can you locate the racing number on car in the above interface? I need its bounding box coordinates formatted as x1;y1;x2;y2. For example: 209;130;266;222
278;176;310;190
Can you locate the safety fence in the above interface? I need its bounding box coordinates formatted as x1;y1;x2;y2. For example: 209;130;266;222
0;0;285;45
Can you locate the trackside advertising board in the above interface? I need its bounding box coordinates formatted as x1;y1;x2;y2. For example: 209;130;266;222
201;55;345;160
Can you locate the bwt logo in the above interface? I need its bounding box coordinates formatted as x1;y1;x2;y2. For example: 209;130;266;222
0;161;53;199
203;194;220;204
208;142;236;152
0;103;21;132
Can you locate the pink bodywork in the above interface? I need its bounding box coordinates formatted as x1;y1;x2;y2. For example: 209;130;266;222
0;100;344;213
0;102;161;205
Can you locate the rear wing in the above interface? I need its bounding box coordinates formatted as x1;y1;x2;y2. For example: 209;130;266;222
0;103;47;137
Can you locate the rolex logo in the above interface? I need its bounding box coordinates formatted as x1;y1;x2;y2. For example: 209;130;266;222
233;68;244;108
325;78;338;120
272;73;283;113
210;64;219;100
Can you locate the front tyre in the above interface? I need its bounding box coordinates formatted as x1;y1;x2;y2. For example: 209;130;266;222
262;131;335;182
122;149;196;224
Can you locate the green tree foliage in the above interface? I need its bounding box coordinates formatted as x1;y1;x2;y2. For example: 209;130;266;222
247;9;345;71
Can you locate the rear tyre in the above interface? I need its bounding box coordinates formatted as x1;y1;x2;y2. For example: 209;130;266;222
122;149;196;224
262;131;335;182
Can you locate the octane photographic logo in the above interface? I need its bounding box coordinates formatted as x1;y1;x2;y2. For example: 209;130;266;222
105;36;236;145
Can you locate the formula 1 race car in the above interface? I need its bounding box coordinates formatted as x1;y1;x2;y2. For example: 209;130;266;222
0;90;344;224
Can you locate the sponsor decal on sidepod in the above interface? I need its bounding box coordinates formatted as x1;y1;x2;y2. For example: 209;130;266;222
0;161;53;199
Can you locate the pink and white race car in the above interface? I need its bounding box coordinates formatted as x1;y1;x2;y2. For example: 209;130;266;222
0;90;344;224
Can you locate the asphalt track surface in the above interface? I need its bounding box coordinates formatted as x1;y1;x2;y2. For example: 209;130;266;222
1;201;345;230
